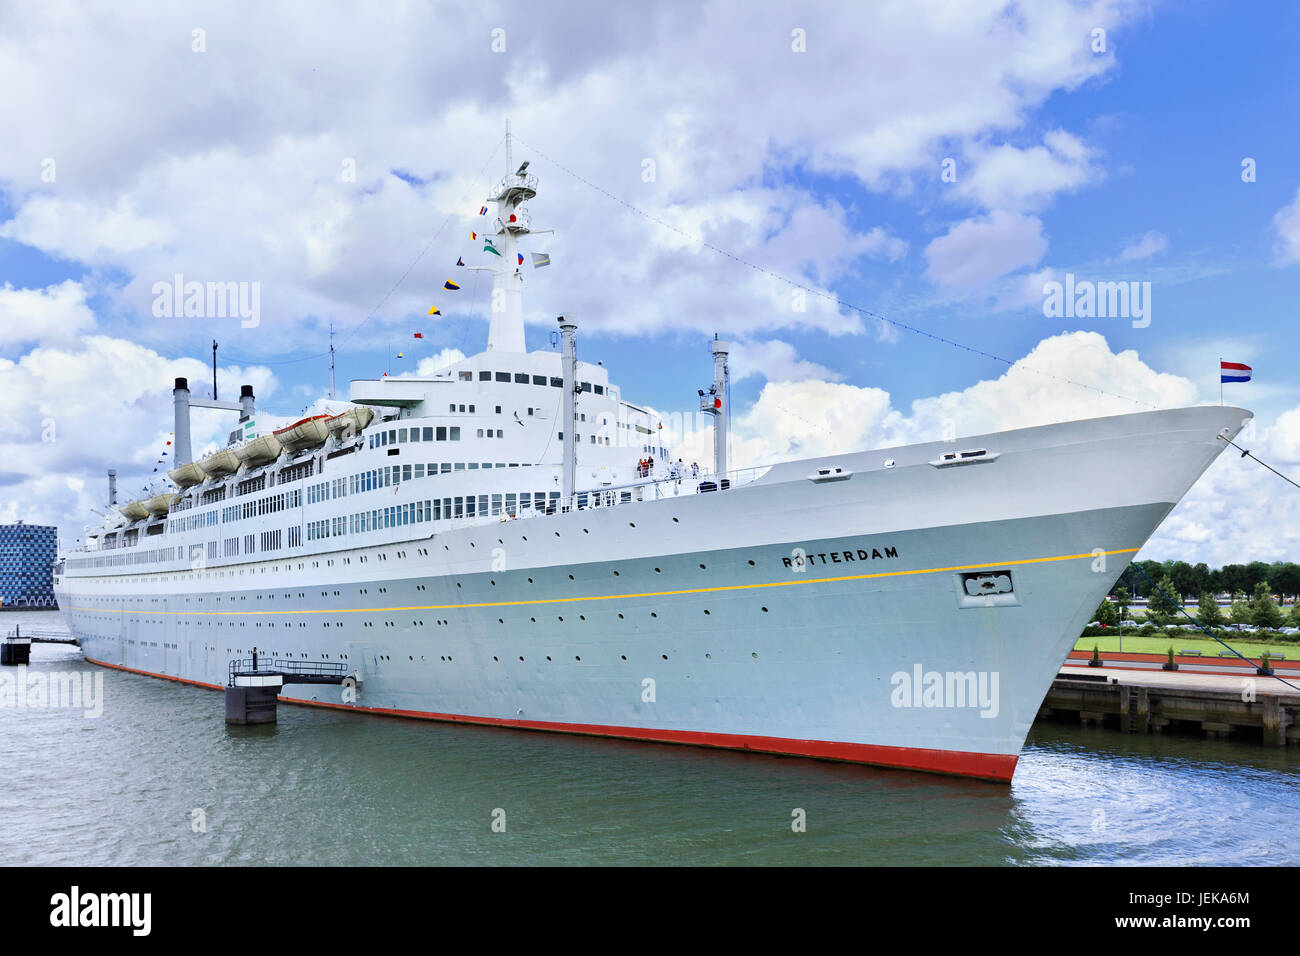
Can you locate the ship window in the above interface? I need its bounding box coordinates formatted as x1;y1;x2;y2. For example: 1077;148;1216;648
495;372;510;382
491;494;502;515
403;465;412;481
399;428;408;442
436;426;446;441
594;385;604;395
410;428;421;442
580;382;591;392
441;463;451;474
468;462;479;469
514;373;528;384
450;427;460;440
477;429;484;438
389;430;397;443
496;429;503;438
479;371;491;381
380;431;389;446
532;375;546;385
449;404;456;412
459;371;472;381
455;462;465;471
527;407;534;416
414;464;424;478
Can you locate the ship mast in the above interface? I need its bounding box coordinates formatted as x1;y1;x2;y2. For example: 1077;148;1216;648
483;122;539;353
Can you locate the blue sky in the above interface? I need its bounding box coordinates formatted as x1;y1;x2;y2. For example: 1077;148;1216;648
1;0;1298;563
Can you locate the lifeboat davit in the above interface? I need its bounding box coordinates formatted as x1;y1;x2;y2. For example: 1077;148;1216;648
119;500;149;521
143;493;179;516
235;433;282;466
168;461;207;488
200;447;240;476
325;407;375;438
274;414;332;451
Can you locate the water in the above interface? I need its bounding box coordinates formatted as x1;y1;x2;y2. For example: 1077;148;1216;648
4;610;1298;865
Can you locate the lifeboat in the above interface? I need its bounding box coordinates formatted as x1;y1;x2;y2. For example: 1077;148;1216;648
235;432;283;466
143;493;179;516
274;414;332;451
119;500;149;521
200;447;240;476
325;406;375;438
168;461;207;488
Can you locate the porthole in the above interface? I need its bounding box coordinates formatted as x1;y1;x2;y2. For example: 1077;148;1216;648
629;522;636;528
748;560;755;566
752;652;758;659
661;654;668;660
575;656;581;661
612;570;620;576
672;517;679;523
618;613;624;619
699;563;706;569
546;656;552;661
650;612;657;618
703;609;710;615
620;655;627;661
761;606;769;613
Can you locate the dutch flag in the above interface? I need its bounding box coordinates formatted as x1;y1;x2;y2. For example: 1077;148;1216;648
1220;361;1252;383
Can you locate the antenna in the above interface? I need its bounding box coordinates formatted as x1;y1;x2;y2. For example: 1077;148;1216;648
329;322;336;400
212;340;218;400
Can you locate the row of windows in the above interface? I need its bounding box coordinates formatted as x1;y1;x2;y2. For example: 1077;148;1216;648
170;510;219;534
454;369;610;397
221;489;302;523
368;426;461;449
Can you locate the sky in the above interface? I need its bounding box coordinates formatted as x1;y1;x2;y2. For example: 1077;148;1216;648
0;0;1297;565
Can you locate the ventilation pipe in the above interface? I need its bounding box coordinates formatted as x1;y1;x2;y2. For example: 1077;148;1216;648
173;378;192;466
239;384;255;422
558;316;577;508
711;338;730;480
107;469;117;507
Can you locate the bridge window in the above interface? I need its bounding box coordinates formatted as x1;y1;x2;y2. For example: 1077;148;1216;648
514;373;528;384
479;371;490;381
495;372;510;382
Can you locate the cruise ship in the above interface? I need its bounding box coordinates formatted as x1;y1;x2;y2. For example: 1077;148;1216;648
53;154;1251;782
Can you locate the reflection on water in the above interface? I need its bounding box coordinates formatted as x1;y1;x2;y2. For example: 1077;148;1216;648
2;611;1297;865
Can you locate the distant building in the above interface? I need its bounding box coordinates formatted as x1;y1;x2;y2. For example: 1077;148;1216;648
0;521;58;608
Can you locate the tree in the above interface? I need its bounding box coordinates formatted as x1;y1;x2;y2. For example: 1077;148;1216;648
1272;562;1300;604
1290;603;1300;627
1146;575;1182;626
1168;561;1194;602
1094;598;1118;627
1229;599;1255;626
1250;581;1284;630
1190;562;1211;599
1114;586;1132;621
1221;564;1246;601
1197;592;1223;628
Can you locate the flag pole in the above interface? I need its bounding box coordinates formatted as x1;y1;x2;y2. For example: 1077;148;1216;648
1219;357;1223;406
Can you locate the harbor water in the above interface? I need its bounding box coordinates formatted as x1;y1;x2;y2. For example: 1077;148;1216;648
3;611;1297;866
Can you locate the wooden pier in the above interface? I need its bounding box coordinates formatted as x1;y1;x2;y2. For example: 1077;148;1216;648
1041;663;1300;747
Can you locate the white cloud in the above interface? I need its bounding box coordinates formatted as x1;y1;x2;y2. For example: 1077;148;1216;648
0;280;97;346
727;339;841;384
0;0;1141;352
957;130;1099;211
1272;187;1300;265
1119;230;1169;261
923;210;1048;292
414;348;468;376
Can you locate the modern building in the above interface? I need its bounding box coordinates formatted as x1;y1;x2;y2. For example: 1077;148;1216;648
0;521;58;608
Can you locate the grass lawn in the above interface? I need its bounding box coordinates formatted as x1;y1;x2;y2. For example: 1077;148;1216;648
1073;633;1295;659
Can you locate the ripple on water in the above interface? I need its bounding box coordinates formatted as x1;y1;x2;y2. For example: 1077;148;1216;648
4;614;1299;865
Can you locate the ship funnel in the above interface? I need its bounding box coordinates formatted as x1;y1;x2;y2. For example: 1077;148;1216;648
558;316;577;507
107;469;117;507
173;377;193;466
240;384;255;422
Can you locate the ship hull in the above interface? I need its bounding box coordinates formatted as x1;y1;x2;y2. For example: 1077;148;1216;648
56;405;1249;781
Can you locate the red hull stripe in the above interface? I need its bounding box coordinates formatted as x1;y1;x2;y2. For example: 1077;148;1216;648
85;656;1017;782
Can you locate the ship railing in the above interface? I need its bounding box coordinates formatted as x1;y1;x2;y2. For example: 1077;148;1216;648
227;658;349;685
